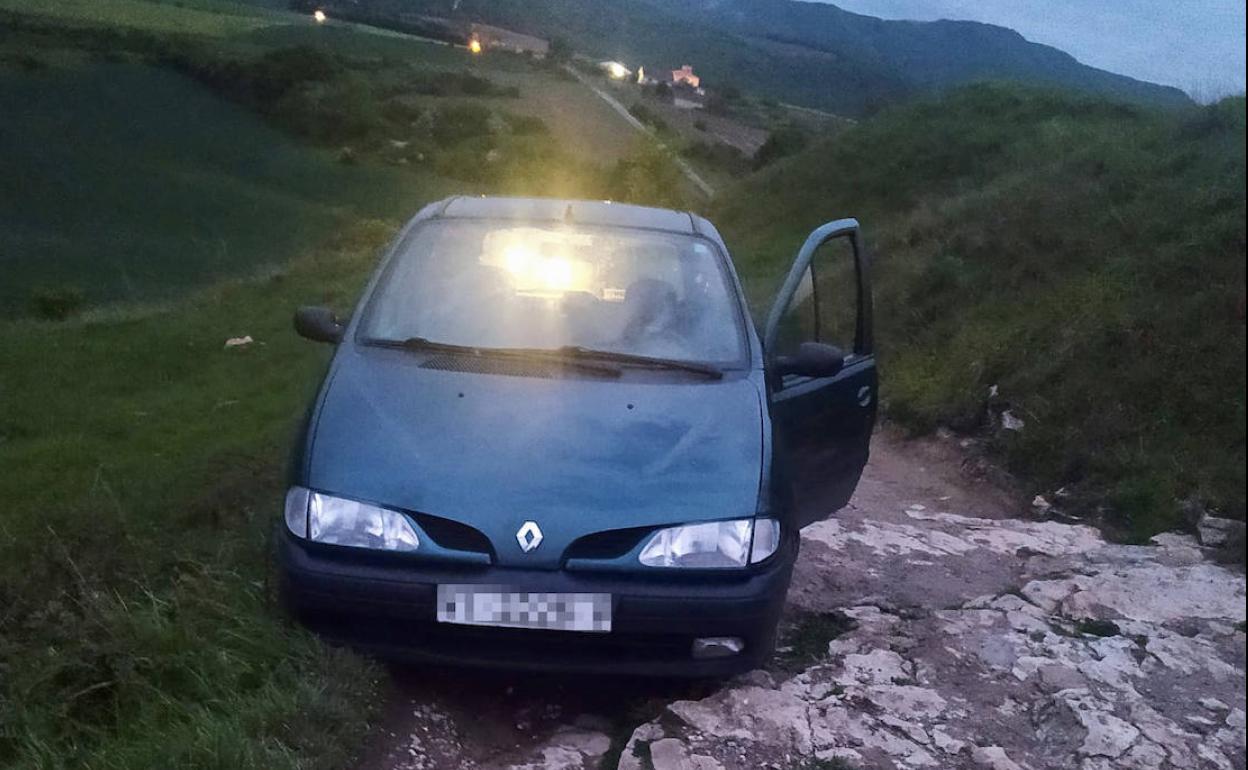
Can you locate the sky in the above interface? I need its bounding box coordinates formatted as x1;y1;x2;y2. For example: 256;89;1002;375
823;0;1247;100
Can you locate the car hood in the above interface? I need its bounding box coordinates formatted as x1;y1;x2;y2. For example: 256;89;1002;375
307;348;765;568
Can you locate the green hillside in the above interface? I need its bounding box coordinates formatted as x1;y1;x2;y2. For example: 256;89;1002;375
715;85;1246;539
0;61;454;315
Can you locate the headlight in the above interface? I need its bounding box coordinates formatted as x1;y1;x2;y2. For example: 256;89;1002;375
639;518;781;568
284;487;419;552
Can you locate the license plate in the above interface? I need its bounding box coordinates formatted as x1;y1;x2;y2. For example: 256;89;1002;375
436;585;612;633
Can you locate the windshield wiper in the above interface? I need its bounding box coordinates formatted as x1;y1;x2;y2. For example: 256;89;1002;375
367;338;720;379
553;346;724;380
372;337;623;377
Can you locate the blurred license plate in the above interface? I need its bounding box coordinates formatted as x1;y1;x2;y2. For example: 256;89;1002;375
436;585;612;633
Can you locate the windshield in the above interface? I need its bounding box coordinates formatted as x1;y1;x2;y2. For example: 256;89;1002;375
360;219;748;366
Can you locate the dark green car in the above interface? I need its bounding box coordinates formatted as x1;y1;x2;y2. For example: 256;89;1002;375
278;196;876;676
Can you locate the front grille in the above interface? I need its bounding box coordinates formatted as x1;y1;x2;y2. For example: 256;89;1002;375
414;513;494;557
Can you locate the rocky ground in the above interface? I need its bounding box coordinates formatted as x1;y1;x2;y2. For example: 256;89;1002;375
358;433;1247;770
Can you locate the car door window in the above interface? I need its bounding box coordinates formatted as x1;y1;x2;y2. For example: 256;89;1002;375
772;237;860;362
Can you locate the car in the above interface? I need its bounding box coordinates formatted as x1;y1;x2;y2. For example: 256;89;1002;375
278;196;877;676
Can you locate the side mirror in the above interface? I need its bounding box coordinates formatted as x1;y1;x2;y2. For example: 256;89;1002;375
773;342;845;379
294;306;344;344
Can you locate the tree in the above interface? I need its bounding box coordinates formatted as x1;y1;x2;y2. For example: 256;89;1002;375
752;124;809;169
547;36;573;65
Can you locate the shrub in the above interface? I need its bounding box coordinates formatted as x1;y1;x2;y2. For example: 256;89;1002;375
628;103;668;132
431;103;494;147
28;287;85;320
682;139;749;175
503;113;550;136
753;123;809;169
272;75;383;142
605;140;689;209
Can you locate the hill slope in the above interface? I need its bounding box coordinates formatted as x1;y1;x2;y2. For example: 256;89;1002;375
714;85;1245;538
389;0;1189;115
0;61;451;314
661;0;1190;107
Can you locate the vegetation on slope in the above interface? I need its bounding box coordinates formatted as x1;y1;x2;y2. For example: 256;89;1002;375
716;84;1246;539
1;9;685;316
0;222;395;769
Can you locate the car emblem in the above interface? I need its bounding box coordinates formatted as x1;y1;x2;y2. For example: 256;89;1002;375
516;521;543;553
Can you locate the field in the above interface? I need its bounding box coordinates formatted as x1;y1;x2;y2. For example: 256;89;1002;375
0;62;456;315
0;0;286;35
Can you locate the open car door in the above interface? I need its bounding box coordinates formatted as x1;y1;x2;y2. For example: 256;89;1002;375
763;219;877;529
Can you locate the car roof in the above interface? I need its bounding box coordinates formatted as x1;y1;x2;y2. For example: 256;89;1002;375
437;196;698;234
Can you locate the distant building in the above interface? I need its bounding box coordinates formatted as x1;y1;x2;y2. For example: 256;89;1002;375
598;61;633;80
639;63;704;90
671;65;700;89
469;22;550;57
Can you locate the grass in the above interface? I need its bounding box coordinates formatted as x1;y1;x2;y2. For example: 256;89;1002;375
772;611;855;672
0;221;395;768
0;57;457;315
716;84;1246;541
0;0;284;36
1074;619;1123;638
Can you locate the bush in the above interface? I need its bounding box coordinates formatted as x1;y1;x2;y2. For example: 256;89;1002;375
753;124;809;169
272;75;383;142
28;287;85;320
503;113;550;136
164;45;342;106
605;140;689;209
431;102;494;147
682;139;749;175
628;102;668;132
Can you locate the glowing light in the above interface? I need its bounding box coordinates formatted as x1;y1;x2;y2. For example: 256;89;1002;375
503;244;534;275
468;38;483;55
485;229;595;296
312;9;326;23
606;62;630;80
535;257;575;290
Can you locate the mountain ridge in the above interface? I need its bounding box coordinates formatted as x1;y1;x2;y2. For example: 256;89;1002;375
389;0;1190;114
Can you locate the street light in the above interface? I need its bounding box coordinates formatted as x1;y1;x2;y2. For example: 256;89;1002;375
313;9;326;23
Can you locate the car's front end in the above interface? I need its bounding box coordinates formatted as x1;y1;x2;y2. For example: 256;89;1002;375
278;520;795;677
278;197;796;676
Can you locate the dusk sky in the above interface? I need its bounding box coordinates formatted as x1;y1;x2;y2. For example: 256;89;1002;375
824;0;1247;100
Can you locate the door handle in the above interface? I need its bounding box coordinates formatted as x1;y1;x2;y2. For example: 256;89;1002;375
857;386;873;407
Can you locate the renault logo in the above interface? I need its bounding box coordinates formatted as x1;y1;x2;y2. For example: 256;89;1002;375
516;521;543;553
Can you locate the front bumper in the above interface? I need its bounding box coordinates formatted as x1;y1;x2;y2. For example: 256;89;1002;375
277;532;795;677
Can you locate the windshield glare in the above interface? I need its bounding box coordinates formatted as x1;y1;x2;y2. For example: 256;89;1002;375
362;220;747;366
